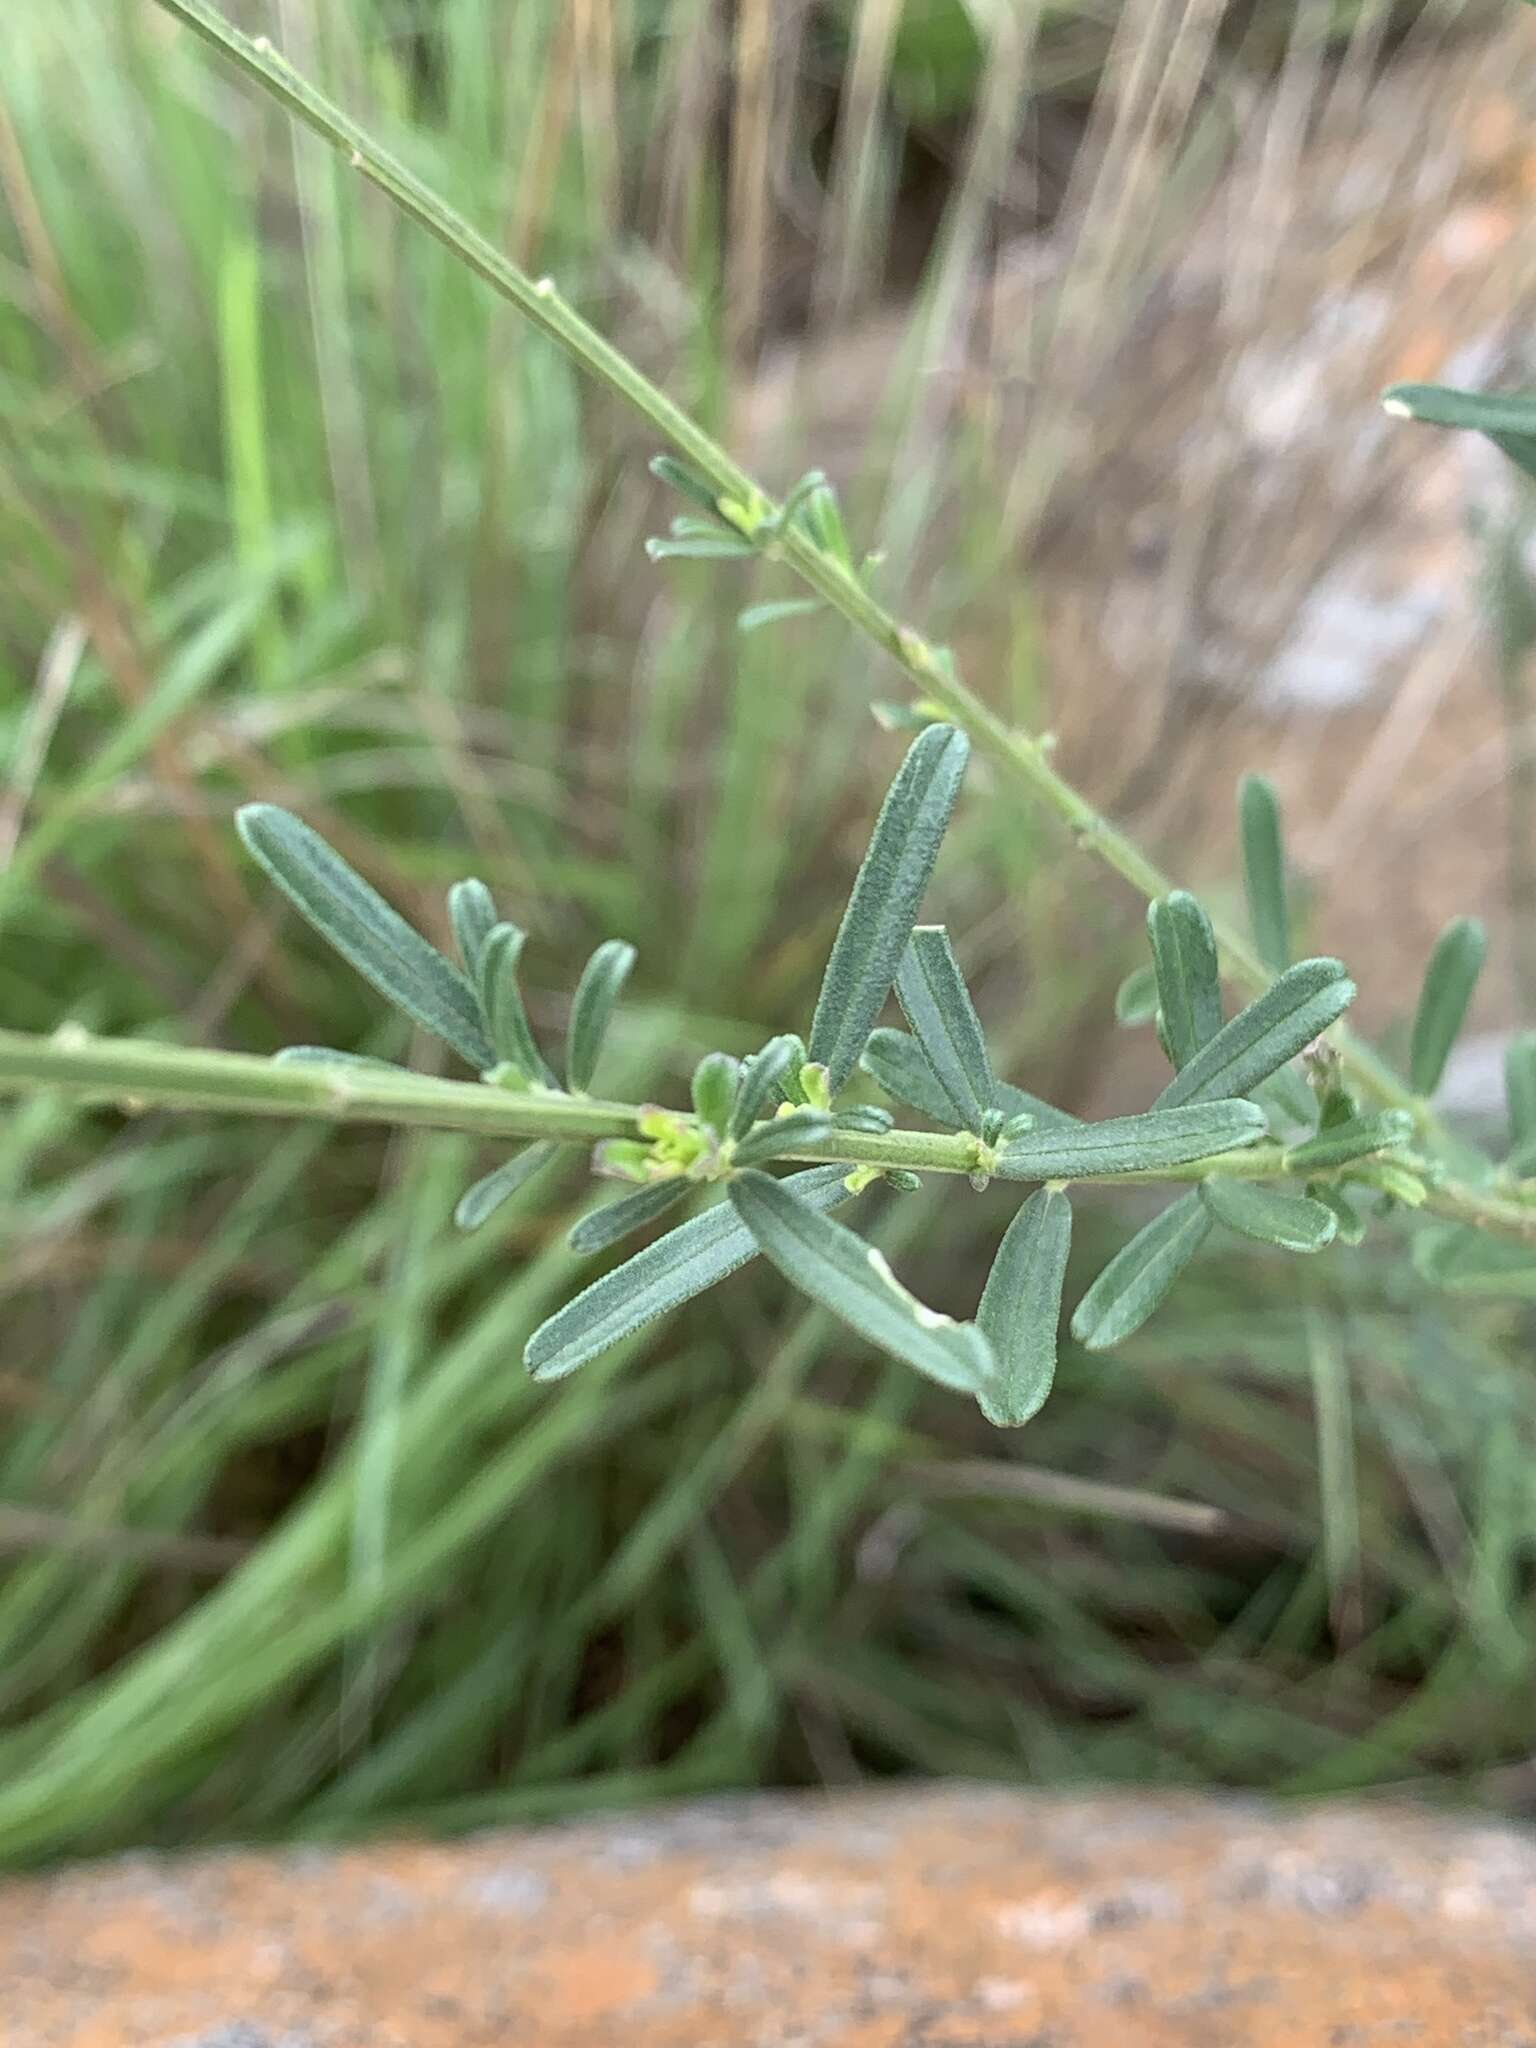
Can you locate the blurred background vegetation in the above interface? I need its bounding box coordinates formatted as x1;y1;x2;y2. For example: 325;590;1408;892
2;0;1535;1867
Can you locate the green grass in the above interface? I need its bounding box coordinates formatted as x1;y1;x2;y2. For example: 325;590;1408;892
1;0;1534;1866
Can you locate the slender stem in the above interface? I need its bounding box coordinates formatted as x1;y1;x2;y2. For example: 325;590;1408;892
6;1028;1535;1242
147;0;1423;1117
77;2;1521;1252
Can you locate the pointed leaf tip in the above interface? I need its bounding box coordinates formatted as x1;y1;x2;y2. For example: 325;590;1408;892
1154;958;1354;1111
237;805;492;1069
729;1169;994;1395
524;1165;855;1381
1070;1192;1211;1351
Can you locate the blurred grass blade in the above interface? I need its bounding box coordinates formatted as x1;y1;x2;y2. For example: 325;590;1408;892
525;1166;855;1381
448;880;498;977
1239;777;1291;973
1147;892;1223;1070
731;1109;834;1167
1408;917;1486;1100
1115;964;1159;1026
478;924;557;1086
568;1179;692;1255
728;1170;994;1395
454;1144;560;1230
565;941;636;1094
997;1101;1265;1180
1285;1109;1415;1172
1199;1178;1337;1253
1154;959;1355;1110
237;806;493;1069
731;1036;803;1138
808;724;969;1093
1383;382;1536;483
1070;1192;1212;1351
975;1187;1071;1427
895;925;995;1130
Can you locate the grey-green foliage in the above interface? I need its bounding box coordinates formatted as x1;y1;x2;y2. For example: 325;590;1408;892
975;1187;1071;1427
807;722;970;1092
1071;1193;1212;1351
728;1170;995;1395
238;713;1532;1422
1384;381;1536;484
1154;958;1355;1110
1147;892;1222;1069
1408;917;1485;1100
894;925;995;1130
525;1166;855;1382
238;805;493;1070
566;941;636;1093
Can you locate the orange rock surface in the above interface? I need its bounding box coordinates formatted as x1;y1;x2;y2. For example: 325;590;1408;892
4;1788;1535;2046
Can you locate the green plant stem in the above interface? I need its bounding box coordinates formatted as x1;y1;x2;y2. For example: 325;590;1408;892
115;2;1519;1251
147;1;1423;1115
4;1028;1533;1242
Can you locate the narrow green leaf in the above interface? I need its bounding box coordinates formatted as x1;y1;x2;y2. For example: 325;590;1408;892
738;599;820;634
448;879;497;977
1238;777;1291;973
1147;892;1223;1069
1115;964;1159;1026
1258;1064;1323;1130
568;1178;692;1255
691;1052;741;1137
271;1046;400;1070
1383;382;1536;483
565;939;636;1093
1413;1223;1536;1298
975;1187;1072;1427
1070;1192;1212;1351
1507;1032;1536;1166
649;453;720;511
798;480;854;569
861;1026;962;1124
831;1105;894;1135
1154;958;1355;1110
454;1143;559;1230
728;1170;994;1395
862;1028;1077;1131
524;1165;855;1381
237;805;493;1069
731;1108;834;1166
894;925;995;1130
1313;1186;1367;1246
646;533;756;561
808;723;970;1093
477;923;557;1085
731;1035;803;1138
997;1081;1080;1129
1409;916;1486;1099
1199;1178;1338;1253
997;1100;1265;1180
1284;1109;1415;1172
